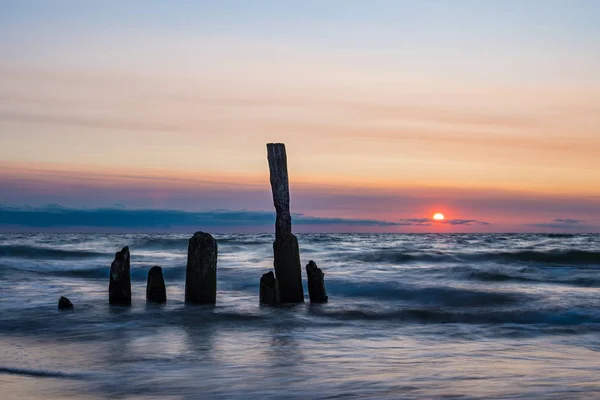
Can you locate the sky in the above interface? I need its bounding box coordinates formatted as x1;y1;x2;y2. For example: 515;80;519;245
0;0;599;232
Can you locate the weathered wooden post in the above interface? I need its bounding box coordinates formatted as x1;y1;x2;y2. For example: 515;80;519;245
267;143;304;303
146;266;167;303
109;246;131;305
306;260;328;303
185;231;218;304
259;271;280;305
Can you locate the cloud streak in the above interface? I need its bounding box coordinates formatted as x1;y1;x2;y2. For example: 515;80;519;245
527;218;591;230
0;206;403;232
1;167;598;233
397;218;490;227
0;206;494;232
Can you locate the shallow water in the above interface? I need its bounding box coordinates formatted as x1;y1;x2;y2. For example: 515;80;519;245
1;233;599;399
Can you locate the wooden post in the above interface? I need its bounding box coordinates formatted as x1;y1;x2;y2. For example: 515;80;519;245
306;260;328;303
109;246;131;305
259;271;280;305
146;266;167;303
185;231;218;304
267;143;304;303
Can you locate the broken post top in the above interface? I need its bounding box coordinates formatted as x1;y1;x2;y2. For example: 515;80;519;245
267;143;292;239
116;246;129;261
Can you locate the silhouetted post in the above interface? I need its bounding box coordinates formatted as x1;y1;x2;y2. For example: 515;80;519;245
146;266;167;303
267;143;304;303
185;232;218;304
306;260;328;303
58;296;74;310
109;246;131;305
259;271;280;305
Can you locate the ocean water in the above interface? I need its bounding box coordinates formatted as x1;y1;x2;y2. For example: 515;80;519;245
1;233;599;399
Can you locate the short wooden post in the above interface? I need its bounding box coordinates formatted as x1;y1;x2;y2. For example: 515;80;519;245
185;232;218;304
146;266;167;303
306;260;328;303
109;246;131;305
259;271;280;305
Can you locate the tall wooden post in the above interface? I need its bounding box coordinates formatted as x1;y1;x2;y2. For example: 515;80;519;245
267;143;304;303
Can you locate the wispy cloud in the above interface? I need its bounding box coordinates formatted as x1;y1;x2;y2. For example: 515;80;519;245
445;219;491;226
553;218;585;225
397;218;432;226
292;214;399;227
527;218;591;230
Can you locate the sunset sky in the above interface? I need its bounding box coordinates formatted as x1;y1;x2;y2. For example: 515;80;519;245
1;0;599;232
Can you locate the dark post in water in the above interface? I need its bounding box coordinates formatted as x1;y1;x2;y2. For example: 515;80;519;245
185;231;218;304
306;260;328;303
259;271;280;305
267;143;304;303
58;296;74;310
109;246;131;305
146;266;167;303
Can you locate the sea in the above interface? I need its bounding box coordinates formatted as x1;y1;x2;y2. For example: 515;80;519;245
0;233;599;399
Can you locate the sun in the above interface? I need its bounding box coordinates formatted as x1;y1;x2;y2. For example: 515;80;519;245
433;213;445;221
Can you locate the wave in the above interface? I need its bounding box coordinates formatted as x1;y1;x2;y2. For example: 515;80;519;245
347;249;600;265
464;269;600;287
0;366;87;379
326;280;526;307
464;270;536;283
217;238;271;246
494;250;600;265
130;237;188;251
0;264;187;281
342;251;454;264
0;245;106;260
130;236;272;251
6;304;593;330
0;237;273;261
310;308;600;326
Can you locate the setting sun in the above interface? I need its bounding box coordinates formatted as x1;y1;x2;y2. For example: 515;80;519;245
433;213;445;221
